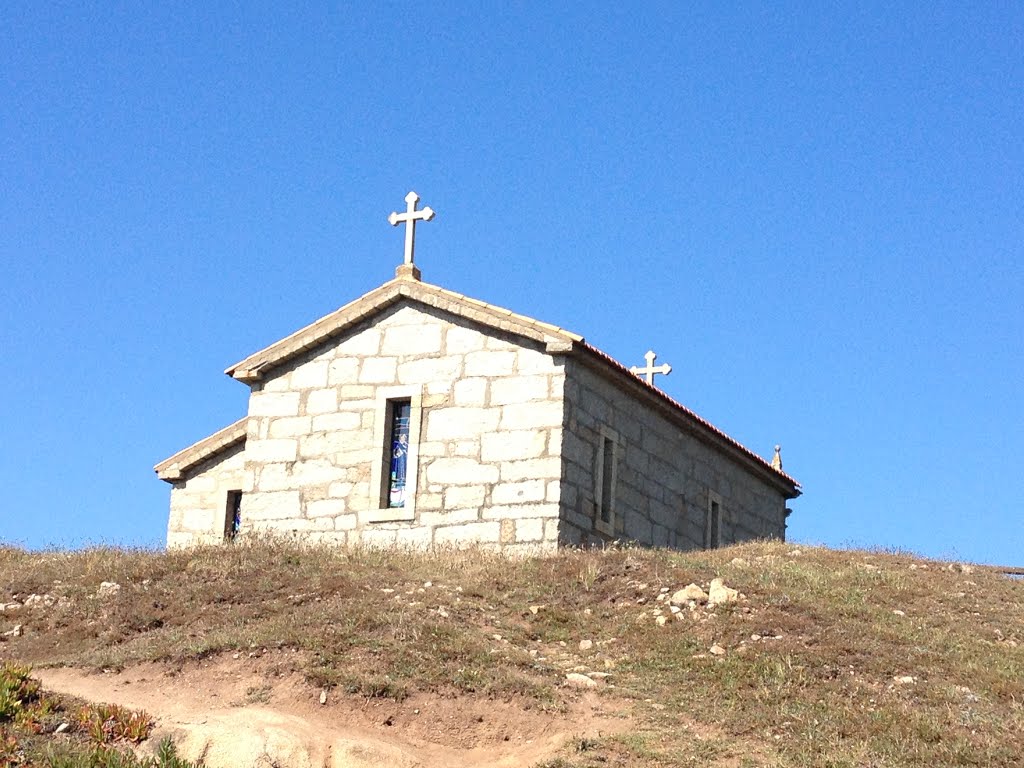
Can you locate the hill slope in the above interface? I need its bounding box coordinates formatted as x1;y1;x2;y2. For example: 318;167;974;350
1;540;1022;767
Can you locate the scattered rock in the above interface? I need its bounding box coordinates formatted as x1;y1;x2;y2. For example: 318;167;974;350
3;624;23;638
669;584;707;606
0;602;21;613
709;644;727;656
707;578;739;607
565;673;598;688
54;723;69;734
892;610;906;617
319;689;327;705
730;557;749;566
578;639;593;651
24;594;55;608
97;582;121;598
954;685;979;702
528;605;544;615
893;675;916;685
655;615;668;626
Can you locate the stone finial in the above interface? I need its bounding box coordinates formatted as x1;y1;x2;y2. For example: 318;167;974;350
394;263;422;281
388;191;435;277
771;445;783;471
629;350;672;386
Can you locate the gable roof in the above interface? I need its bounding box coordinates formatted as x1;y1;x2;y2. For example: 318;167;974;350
154;417;247;482
223;273;800;498
225;275;582;382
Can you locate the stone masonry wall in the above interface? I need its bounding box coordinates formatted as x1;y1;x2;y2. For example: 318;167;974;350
237;301;565;553
559;359;788;549
166;442;245;548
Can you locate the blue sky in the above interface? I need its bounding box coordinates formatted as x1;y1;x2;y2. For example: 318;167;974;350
2;3;1021;564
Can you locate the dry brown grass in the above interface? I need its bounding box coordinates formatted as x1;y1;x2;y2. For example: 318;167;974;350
1;538;1022;767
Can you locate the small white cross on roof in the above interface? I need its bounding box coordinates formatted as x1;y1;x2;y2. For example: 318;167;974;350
388;191;435;267
630;350;672;386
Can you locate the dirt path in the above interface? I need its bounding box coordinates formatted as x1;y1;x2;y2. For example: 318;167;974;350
38;658;627;768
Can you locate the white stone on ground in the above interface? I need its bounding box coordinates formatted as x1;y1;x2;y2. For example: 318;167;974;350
707;578;739;607
565;673;598;688
670;584;707;605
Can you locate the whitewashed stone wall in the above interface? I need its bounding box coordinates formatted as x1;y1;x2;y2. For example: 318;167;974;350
238;301;565;553
166;442;245;548
558;360;789;548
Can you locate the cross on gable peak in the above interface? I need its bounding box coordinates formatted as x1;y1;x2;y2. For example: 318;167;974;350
630;349;672;386
389;190;436;279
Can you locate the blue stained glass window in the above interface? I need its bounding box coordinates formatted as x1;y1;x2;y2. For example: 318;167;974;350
387;400;412;507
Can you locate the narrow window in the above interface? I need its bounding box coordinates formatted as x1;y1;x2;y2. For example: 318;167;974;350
600;437;614;525
367;386;422;523
384;398;412;508
706;491;723;549
594;427;619;537
224;490;242;541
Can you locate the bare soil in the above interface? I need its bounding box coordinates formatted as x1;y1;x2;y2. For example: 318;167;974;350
36;654;628;768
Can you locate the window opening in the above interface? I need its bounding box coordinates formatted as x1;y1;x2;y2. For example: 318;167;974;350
600;436;614;525
708;498;721;549
386;399;412;508
594;427;619;537
368;387;422;523
224;490;242;541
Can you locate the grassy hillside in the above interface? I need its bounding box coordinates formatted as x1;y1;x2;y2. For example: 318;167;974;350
1;539;1022;767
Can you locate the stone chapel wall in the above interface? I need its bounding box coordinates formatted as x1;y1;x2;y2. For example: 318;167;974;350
166;442;246;548
239;301;565;553
558;359;788;549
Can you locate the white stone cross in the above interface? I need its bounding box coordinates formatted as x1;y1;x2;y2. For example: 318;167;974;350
388;191;435;265
630;350;672;385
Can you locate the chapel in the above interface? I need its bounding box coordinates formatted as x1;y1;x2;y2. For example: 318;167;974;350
156;192;800;552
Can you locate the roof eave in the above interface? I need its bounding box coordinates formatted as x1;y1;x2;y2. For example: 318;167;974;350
154;418;248;483
561;342;801;498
